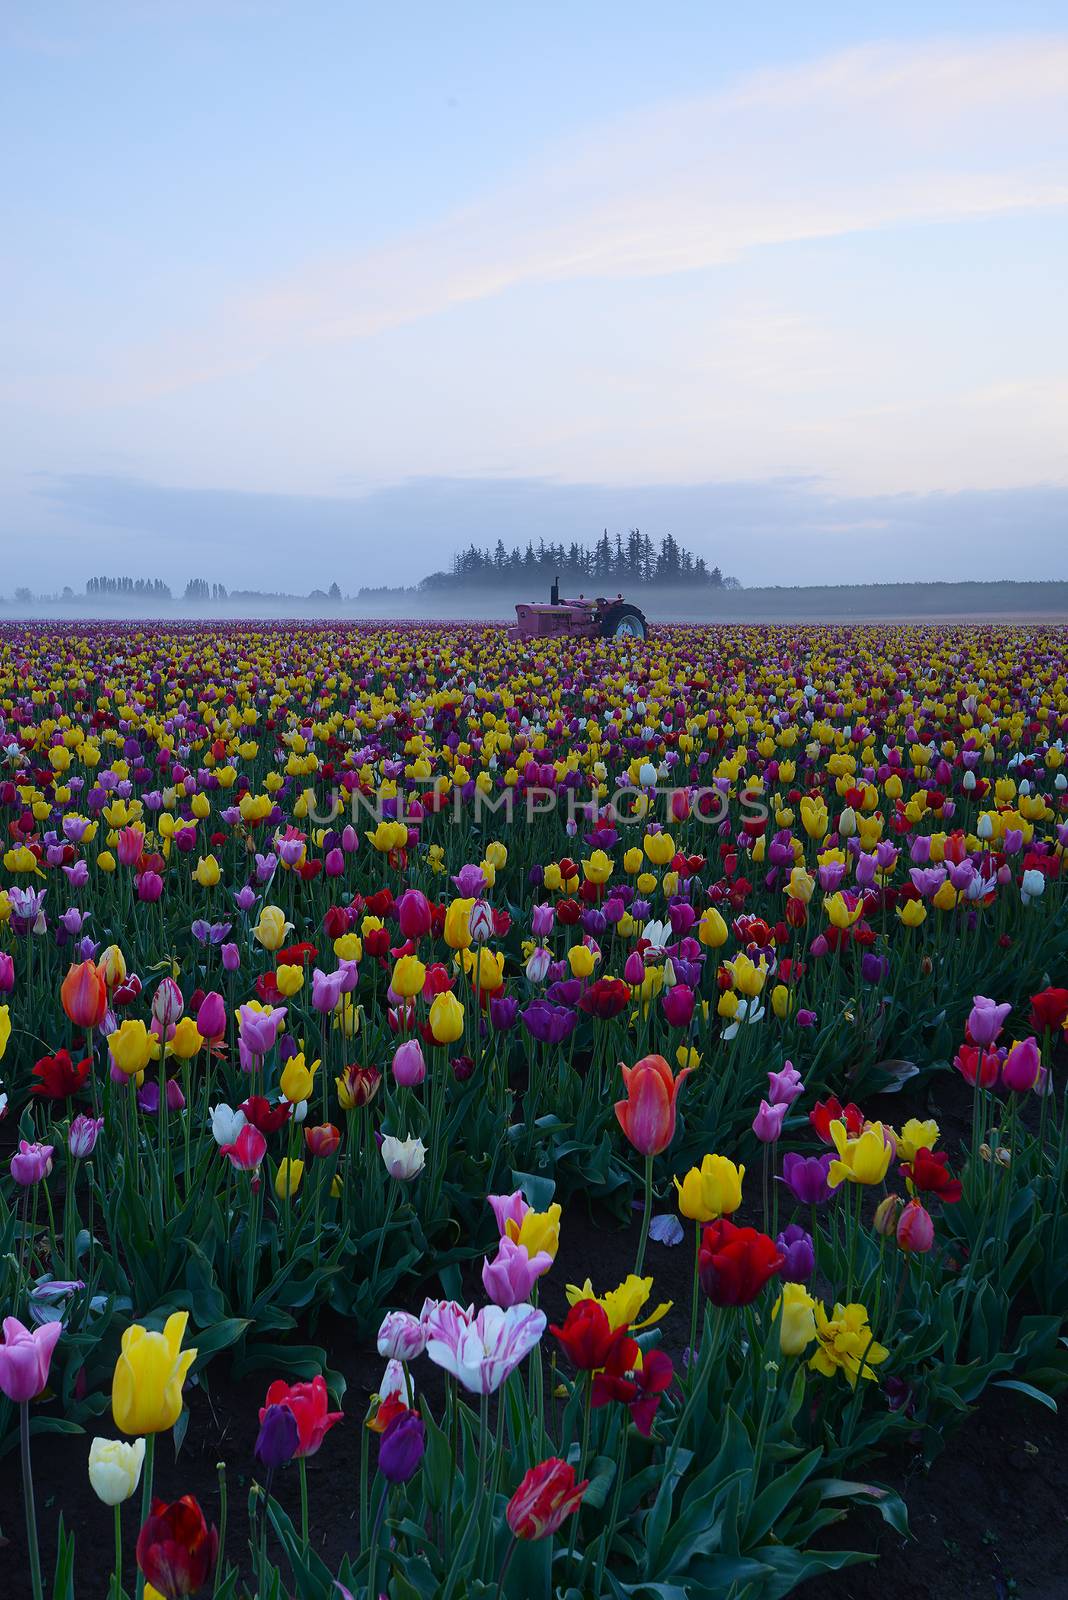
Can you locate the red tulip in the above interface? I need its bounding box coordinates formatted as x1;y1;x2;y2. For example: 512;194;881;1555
613;1054;690;1157
136;1495;218;1598
1029;987;1068;1034
550;1299;636;1373
698;1218;784;1306
238;1096;292;1136
809;1096;864;1144
304;1123;340;1158
259;1376;342;1459
577;977;631;1019
901;1147;962;1204
591;1345;674;1435
30;1049;91;1099
506;1457;589;1540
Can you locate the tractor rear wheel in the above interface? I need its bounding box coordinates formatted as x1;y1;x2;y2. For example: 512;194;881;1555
601;604;647;640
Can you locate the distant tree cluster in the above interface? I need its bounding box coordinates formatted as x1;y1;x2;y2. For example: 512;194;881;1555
184;579;229;601
421;530;735;591
86;575;172;599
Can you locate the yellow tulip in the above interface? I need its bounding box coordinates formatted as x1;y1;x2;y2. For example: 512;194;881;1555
112;1311;197;1435
429;990;465;1044
565;1273;670;1331
506;1203;561;1260
698;907;728;948
108;1019;156;1076
166;1017;203;1061
391;955;426;999
674;1154;745;1222
827;1120;893;1188
567;943;596;979
275;963;304;997
192;854;221;888
275;1157;305;1198
774;1283;818;1357
253;905;293;951
582;849;613;885
280;1052;319;1104
443;898;474;950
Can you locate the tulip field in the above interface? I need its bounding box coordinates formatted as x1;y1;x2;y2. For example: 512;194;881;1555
1;618;1068;1599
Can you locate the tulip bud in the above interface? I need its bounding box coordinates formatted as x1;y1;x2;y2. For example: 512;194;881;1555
896;1198;934;1253
89;1436;146;1505
392;1039;426;1087
873;1193;903;1237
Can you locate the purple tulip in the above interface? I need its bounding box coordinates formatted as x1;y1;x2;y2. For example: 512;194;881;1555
311;967;345;1015
255;1403;300;1471
521;1000;577;1045
451;864;487;898
221;942;242;972
530;904;555;937
392;1039;426;1087
378;1410;425;1483
776;1224;815;1284
860;952;888;985
489;994;519;1032
779;1152;833;1207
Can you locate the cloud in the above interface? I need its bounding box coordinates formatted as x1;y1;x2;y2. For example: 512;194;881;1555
32;34;1068;409
27;471;1068;590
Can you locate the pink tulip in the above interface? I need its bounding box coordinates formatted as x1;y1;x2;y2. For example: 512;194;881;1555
482;1236;553;1308
897;1199;934;1254
196;991;226;1042
11;1141;53;1186
752;1099;788;1142
967;996;1012;1047
0;1317;61;1402
220;1124;267;1172
487;1190;529;1238
1002;1036;1041;1094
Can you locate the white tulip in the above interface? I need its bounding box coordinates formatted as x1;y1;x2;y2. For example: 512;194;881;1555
88;1437;145;1506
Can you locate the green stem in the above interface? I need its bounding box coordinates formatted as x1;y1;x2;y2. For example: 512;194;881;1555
634;1152;654;1276
135;1433;155;1600
113;1502;122;1599
21;1403;43;1600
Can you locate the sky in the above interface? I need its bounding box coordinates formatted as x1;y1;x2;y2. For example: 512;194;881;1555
2;0;1067;594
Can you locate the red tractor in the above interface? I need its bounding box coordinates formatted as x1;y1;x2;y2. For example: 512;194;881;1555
509;577;648;641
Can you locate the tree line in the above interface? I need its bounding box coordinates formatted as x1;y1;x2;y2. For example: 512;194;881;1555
421;530;739;591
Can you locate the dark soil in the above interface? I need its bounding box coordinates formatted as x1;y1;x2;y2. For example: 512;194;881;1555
3;1065;1065;1598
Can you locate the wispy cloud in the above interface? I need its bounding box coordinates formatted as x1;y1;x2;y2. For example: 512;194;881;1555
34;34;1068;408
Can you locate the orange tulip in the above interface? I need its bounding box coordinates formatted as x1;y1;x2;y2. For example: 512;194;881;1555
60;960;107;1030
614;1053;691;1156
